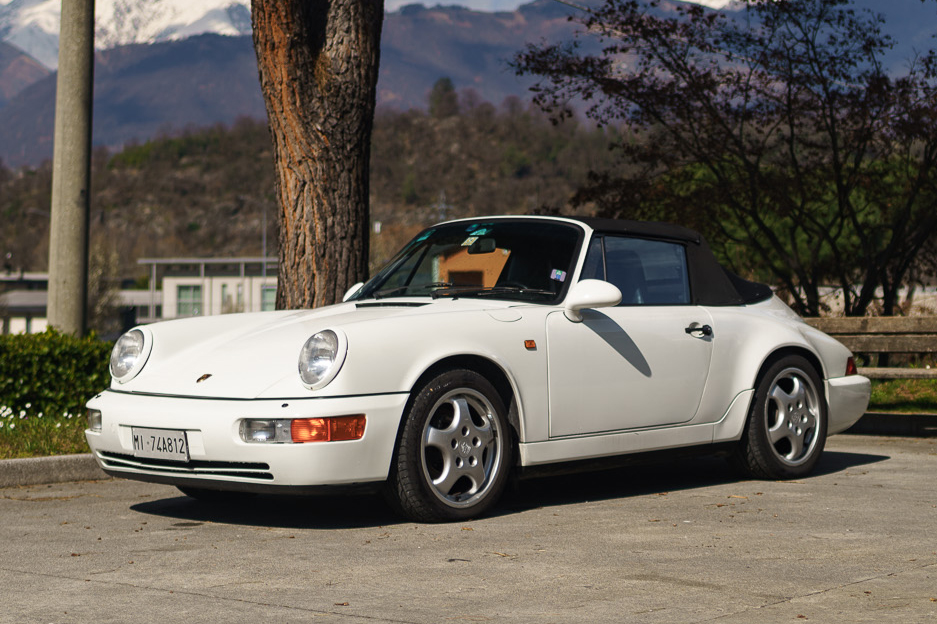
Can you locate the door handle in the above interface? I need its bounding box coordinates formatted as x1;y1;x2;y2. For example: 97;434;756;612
685;324;713;337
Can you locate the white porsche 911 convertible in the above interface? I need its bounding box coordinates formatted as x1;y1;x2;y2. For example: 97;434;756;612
86;216;870;521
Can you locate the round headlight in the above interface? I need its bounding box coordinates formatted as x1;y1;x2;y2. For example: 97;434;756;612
110;328;151;383
298;329;347;389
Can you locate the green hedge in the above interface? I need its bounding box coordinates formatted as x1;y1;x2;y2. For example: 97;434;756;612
0;329;112;458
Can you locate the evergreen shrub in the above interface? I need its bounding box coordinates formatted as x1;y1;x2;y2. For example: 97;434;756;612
0;329;112;458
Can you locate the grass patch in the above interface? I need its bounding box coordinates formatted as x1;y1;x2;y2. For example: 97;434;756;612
0;409;89;459
869;378;937;414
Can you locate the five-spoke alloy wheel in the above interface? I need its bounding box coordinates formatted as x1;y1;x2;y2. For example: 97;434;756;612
732;354;827;479
387;369;513;522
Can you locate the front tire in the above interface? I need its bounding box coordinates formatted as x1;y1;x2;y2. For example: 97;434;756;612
731;355;827;480
386;369;513;522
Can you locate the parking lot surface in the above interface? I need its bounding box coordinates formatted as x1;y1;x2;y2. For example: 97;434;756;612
1;434;935;623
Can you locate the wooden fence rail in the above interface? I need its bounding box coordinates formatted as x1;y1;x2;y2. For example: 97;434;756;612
803;317;937;380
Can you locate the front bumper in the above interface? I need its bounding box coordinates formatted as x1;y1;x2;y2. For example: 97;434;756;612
85;390;410;490
826;375;871;435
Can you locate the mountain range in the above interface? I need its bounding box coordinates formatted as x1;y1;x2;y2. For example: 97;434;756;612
0;0;592;166
0;0;934;166
0;0;253;69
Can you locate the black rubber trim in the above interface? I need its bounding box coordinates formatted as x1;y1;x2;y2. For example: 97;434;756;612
98;451;273;480
355;302;429;308
99;468;382;495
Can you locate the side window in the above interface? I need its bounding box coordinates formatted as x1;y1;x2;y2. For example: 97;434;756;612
602;236;690;305
580;236;605;281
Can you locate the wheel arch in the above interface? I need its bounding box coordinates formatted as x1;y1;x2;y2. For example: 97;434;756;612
406;354;521;437
754;346;826;390
385;354;522;476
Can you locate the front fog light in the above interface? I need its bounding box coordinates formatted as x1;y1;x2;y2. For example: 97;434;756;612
239;419;288;443
87;409;102;432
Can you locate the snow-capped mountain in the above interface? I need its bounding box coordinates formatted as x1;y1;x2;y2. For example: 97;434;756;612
0;0;743;70
0;0;252;69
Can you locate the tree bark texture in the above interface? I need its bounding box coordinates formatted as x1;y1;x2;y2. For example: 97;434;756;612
252;0;382;309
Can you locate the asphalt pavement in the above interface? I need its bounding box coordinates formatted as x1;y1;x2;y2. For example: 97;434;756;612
1;434;935;623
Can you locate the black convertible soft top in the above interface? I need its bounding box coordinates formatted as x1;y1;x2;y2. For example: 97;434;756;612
571;217;773;307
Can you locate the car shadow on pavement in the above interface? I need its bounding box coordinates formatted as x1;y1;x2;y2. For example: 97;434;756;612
131;491;405;530
129;449;888;528
498;449;889;517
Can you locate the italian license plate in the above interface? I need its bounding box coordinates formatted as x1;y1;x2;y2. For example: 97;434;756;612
131;427;189;462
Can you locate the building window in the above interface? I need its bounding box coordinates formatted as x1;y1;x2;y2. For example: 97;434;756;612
261;285;276;312
177;285;203;317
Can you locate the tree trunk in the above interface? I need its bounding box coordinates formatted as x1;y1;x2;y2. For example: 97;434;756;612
251;0;383;309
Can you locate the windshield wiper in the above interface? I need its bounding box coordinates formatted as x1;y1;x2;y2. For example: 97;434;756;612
373;282;455;300
373;286;409;299
431;286;555;299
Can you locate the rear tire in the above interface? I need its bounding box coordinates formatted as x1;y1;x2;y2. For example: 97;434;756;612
386;369;513;522
730;355;827;480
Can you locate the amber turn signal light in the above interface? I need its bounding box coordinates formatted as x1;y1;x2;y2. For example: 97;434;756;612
291;415;366;443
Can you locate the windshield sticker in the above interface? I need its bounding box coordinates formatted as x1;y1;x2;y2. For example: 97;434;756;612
550;269;567;282
468;228;489;236
462;236;479;247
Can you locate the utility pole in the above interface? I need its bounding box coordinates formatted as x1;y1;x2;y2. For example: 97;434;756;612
47;0;95;335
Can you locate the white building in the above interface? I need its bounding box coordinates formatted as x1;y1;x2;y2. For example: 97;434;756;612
137;257;278;324
0;272;50;335
0;258;277;335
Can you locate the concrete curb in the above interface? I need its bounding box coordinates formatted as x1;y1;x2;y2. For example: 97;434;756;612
846;412;937;437
0;454;108;488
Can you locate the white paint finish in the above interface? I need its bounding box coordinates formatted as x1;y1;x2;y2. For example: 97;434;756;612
546;306;714;436
85;216;872;493
826;376;871;434
519;421;716;466
711;389;755;443
562;279;622;321
86;391;409;485
693;297;840;426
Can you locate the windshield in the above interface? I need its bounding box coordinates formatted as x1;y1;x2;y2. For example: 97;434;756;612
352;220;583;304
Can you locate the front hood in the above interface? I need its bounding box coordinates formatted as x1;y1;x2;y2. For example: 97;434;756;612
113;298;516;399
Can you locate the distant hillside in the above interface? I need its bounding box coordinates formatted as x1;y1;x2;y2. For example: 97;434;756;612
0;108;619;284
0;0;584;167
0;0;933;166
0;41;48;110
0;34;266;166
378;0;579;108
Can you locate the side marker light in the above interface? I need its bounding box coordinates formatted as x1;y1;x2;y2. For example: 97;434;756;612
845;357;858;376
